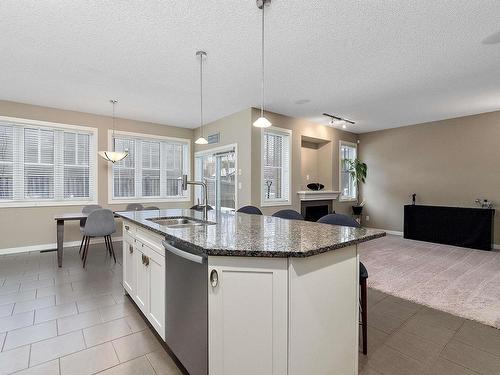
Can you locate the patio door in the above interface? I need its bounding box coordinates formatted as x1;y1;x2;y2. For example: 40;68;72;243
195;146;236;211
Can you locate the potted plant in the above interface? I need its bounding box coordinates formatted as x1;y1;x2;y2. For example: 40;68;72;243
344;158;367;215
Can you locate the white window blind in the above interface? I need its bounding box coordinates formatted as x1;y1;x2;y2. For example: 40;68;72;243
339;141;357;200
112;133;189;201
0;125;13;200
0;118;97;206
262;128;291;204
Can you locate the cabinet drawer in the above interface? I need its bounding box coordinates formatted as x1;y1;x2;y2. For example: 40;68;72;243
136;228;164;256
123;222;136;237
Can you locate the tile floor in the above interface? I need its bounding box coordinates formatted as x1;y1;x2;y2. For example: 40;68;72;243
0;242;181;375
360;288;500;375
0;242;499;374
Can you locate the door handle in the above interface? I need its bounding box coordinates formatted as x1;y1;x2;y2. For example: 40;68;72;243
162;241;207;264
129;245;133;254
210;269;219;287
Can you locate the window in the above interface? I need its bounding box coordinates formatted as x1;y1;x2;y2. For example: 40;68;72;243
0;117;97;207
339;141;357;200
110;131;190;202
195;146;237;210
261;127;291;206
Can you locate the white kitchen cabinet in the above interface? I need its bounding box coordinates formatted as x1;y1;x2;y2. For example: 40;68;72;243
122;236;135;295
122;221;165;340
146;248;165;338
133;244;149;312
288;245;359;375
208;257;288;375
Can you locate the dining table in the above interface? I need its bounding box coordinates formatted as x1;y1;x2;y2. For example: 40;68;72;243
54;212;120;267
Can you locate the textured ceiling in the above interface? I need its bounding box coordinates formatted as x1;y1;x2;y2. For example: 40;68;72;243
1;1;500;133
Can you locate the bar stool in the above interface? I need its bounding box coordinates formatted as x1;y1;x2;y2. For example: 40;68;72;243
272;209;304;220
236;205;263;215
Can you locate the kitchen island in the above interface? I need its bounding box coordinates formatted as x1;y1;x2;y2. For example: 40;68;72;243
116;208;385;375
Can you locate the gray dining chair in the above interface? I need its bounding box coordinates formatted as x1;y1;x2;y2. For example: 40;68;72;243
272;209;304;220
190;204;214;211
317;213;369;355
79;204;102;257
236;205;263;215
81;209;117;268
126;203;144;211
144;206;160;211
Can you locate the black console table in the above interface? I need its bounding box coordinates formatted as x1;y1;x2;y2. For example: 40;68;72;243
404;205;495;251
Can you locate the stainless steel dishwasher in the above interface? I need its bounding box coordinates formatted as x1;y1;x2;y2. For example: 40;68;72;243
162;240;208;375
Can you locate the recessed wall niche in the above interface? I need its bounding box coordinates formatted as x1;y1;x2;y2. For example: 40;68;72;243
300;135;333;190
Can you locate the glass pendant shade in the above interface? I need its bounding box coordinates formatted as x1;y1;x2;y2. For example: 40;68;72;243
253;116;272;128
98;99;128;163
98;151;128;163
195;137;208;145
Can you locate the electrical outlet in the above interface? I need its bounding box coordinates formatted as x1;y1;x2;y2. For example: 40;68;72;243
238;182;242;190
366;215;370;222
306;174;310;181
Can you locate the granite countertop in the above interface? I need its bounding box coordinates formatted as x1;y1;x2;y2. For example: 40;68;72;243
116;209;386;258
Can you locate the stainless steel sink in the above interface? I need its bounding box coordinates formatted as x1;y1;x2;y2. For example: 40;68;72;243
147;216;215;229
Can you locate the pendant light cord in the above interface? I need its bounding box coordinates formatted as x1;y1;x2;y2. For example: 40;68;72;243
200;53;204;138
261;3;265;118
111;100;117;152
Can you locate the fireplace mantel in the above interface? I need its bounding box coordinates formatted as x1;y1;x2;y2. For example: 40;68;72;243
297;190;340;201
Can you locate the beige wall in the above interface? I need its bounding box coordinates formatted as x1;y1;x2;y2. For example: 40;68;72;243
250;108;358;216
359;111;500;243
0;100;193;250
193;109;253;207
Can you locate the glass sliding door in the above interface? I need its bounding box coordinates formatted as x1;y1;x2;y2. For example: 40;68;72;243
195;147;236;211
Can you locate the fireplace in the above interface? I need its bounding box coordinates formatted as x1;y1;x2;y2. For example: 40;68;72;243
297;190;340;222
301;199;333;222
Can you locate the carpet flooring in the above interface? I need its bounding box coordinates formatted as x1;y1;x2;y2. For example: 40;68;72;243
359;235;500;329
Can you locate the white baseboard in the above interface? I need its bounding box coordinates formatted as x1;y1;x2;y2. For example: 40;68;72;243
0;236;123;255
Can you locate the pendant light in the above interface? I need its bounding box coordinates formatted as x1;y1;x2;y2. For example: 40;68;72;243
253;0;272;128
98;100;128;163
195;50;209;145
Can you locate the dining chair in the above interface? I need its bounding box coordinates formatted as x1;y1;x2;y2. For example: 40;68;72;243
81;209;117;268
317;213;369;355
236;205;263;215
190;204;214;211
79;204;102;257
126;203;144;211
272;209;304;220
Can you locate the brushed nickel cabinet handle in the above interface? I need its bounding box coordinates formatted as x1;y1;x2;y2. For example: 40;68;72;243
210;269;219;288
129;245;133;254
144;256;150;267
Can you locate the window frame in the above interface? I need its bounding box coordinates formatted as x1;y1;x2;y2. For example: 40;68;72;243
338;140;358;202
260;126;292;207
0;116;98;208
107;130;191;205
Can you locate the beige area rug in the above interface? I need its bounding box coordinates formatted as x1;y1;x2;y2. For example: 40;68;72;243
359;235;500;329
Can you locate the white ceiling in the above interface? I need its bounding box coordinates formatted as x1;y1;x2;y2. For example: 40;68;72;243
1;1;500;133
